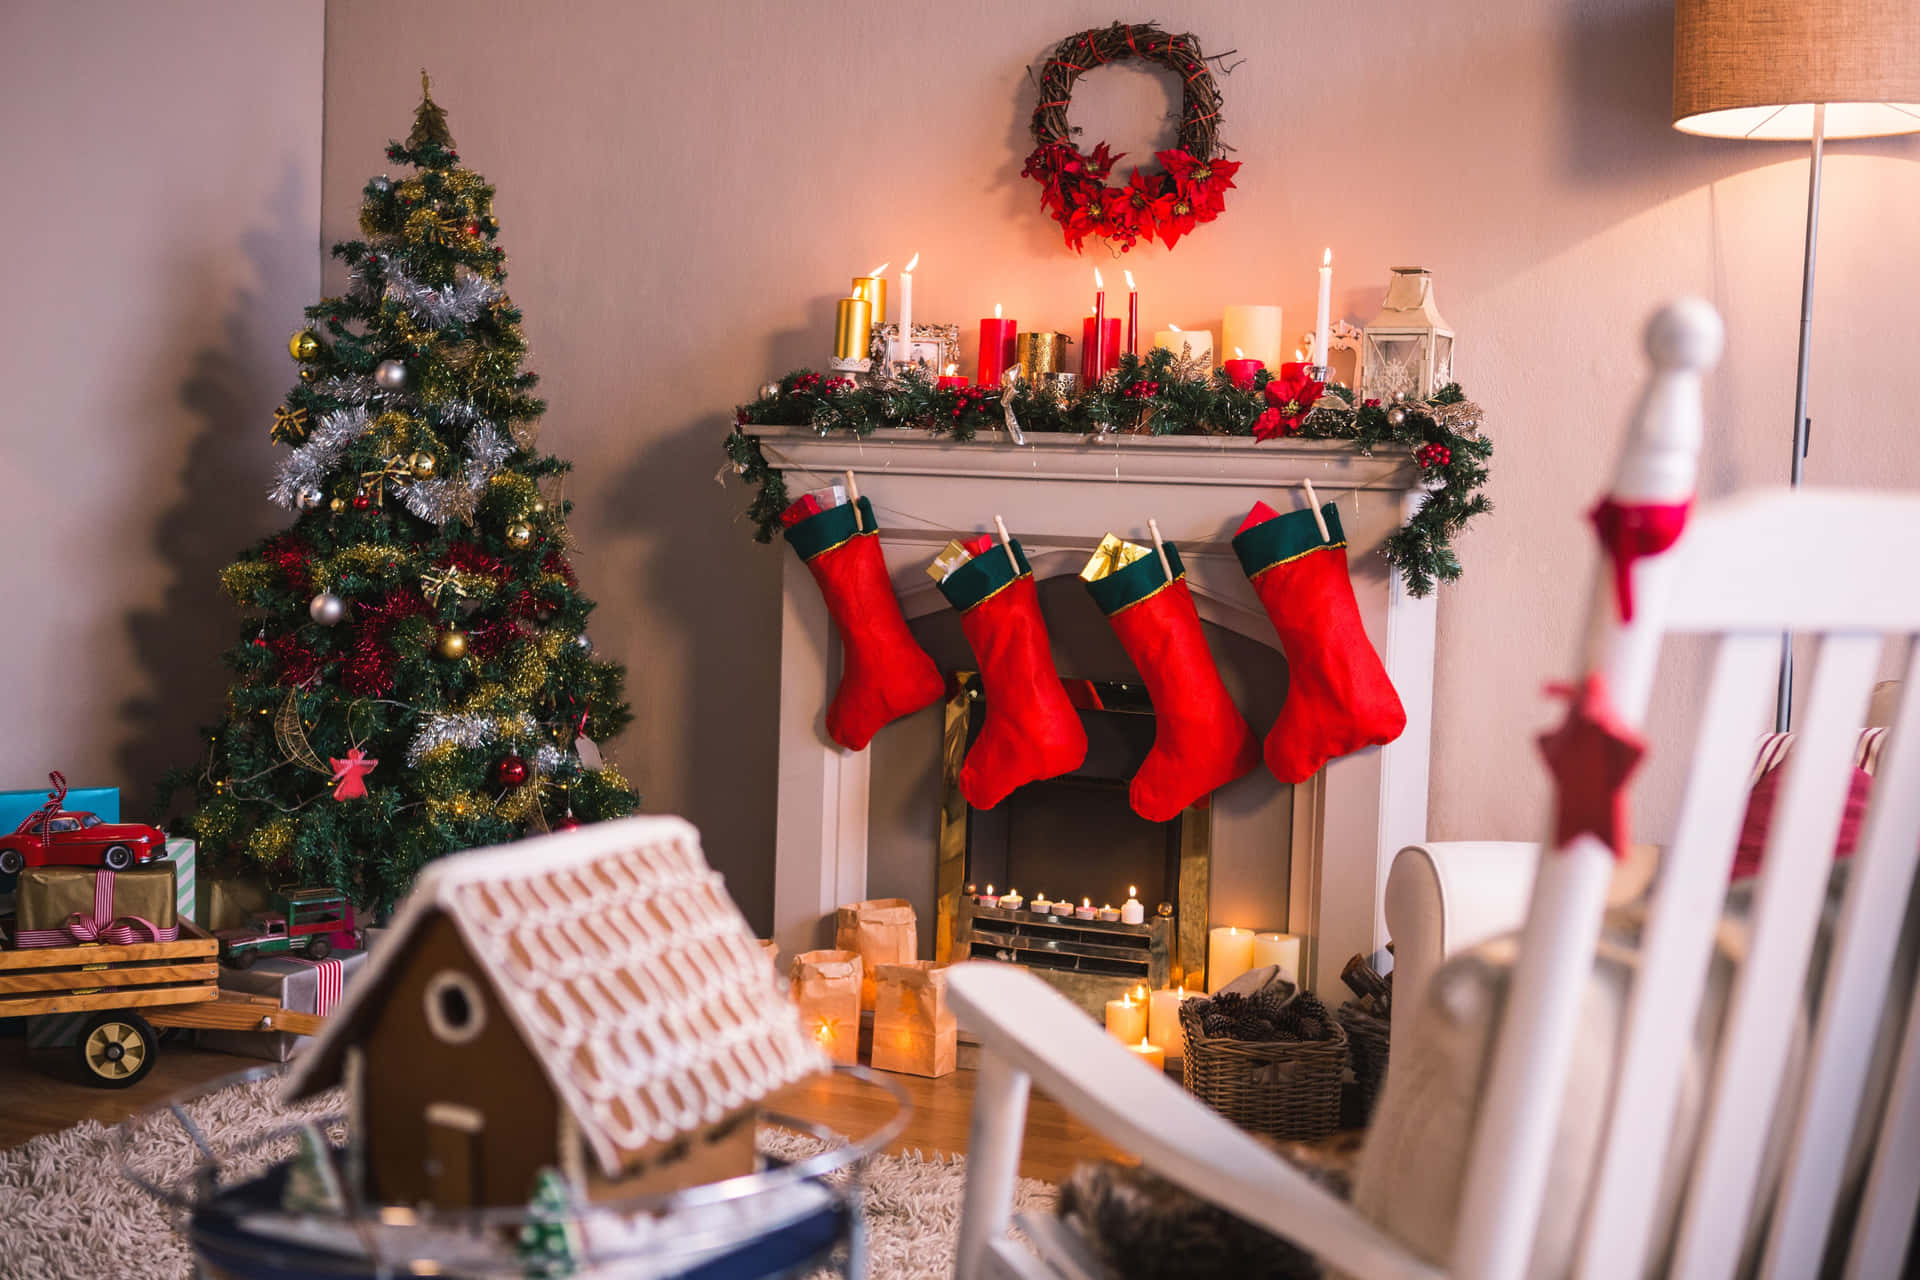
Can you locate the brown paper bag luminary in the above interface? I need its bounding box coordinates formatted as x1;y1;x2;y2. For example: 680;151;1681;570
834;897;917;1010
870;961;957;1078
789;948;863;1066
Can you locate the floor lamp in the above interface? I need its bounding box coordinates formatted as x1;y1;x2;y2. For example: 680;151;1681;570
1671;0;1920;731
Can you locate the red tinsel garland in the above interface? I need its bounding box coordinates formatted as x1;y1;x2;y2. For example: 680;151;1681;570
262;535;314;592
343;586;427;696
267;634;322;687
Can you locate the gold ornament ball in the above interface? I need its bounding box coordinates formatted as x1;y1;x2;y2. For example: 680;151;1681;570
436;629;469;660
329;497;347;513
504;522;535;549
299;367;318;382
289;330;321;361
409;451;438;479
530;499;547;515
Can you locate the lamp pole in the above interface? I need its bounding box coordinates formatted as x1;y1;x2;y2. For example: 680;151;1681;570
1776;101;1825;734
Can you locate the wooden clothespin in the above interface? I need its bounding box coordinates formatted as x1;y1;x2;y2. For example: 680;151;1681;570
1302;478;1331;544
993;514;1020;575
1146;518;1174;581
844;469;863;531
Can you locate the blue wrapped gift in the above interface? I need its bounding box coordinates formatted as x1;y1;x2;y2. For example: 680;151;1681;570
0;783;119;833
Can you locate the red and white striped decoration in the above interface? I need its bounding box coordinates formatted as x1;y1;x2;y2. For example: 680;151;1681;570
13;870;179;949
285;954;345;1016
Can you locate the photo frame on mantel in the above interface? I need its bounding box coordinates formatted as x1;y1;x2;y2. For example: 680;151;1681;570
870;322;961;376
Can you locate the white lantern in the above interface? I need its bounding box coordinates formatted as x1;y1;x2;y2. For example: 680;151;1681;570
1359;267;1455;402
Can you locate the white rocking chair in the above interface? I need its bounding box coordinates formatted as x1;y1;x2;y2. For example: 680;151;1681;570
948;299;1920;1280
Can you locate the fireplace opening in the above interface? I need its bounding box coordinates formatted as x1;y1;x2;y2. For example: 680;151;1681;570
935;672;1210;1014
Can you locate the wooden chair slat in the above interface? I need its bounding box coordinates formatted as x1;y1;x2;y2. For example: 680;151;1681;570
1845;972;1920;1279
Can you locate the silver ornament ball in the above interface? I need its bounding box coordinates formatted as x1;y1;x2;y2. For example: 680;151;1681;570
1385;404;1408;427
758;382;781;401
309;592;346;626
375;359;408;390
296;485;325;511
572;633;593;654
370;174;393;195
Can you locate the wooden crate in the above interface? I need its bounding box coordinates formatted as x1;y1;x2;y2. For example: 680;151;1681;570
0;919;219;1018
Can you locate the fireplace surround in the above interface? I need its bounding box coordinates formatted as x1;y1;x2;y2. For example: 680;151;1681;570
760;426;1435;992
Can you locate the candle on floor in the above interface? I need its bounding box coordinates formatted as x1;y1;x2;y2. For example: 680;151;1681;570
1105;992;1147;1043
977;303;1017;390
1208;926;1256;993
1126;1036;1166;1072
1222;304;1283;370
1075;897;1097;921
1124;269;1139;356
997;887;1024;910
1096;903;1121;923
1120;886;1144;925
1222;348;1265;390
1152;324;1213;366
1147;985;1195;1060
1253;931;1302;984
895;252;919;364
1314;249;1332;374
852;263;888;325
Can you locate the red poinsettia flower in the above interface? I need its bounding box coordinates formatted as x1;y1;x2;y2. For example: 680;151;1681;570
1157;195;1200;250
1258;365;1327;439
1084;141;1123;182
1123;169;1174;245
1059;182;1115;253
1157;149;1241;219
1100;185;1142;251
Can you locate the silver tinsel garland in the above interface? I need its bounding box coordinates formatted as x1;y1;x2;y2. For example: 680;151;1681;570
400;421;513;523
269;406;370;508
384;269;500;328
405;711;537;766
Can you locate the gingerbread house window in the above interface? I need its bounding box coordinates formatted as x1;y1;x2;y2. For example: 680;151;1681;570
424;969;486;1044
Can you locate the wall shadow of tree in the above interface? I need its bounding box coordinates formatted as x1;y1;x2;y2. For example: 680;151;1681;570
121;161;314;820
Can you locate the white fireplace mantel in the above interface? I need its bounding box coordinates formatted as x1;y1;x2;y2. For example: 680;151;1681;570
759;427;1436;990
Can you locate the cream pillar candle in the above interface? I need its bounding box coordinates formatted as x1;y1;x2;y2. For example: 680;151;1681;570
1126;1037;1166;1072
1152;324;1213;366
1147;985;1194;1060
1313;249;1332;371
1105;993;1147;1043
1221;305;1282;370
1253;931;1303;983
1208;926;1256;993
895;251;918;363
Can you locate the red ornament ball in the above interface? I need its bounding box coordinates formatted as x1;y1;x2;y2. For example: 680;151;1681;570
465;222;480;236
352;493;372;510
554;815;583;833
495;754;529;787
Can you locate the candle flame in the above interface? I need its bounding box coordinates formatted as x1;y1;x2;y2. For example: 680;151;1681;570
985;884;994;895
1135;984;1148;1001
1124;269;1136;291
869;263;888;278
1129;885;1137;897
1234;347;1244;359
1094;267;1104;289
1295;348;1306;362
994;302;1003;319
1168;323;1182;332
1323;247;1332;266
903;252;919;273
1083;897;1092;908
945;362;958;377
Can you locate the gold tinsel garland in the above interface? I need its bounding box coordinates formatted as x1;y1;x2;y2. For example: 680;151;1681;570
220;561;276;605
248;816;295;865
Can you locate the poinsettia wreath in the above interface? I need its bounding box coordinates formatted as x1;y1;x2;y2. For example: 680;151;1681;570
1022;22;1239;254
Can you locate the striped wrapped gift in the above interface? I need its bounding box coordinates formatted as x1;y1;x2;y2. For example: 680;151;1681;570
164;837;197;925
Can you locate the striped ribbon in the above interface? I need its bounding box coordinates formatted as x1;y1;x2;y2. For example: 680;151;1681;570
14;870;180;948
283;954;345;1016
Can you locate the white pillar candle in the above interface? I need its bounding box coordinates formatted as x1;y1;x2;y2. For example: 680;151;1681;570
895;251;918;364
1208;926;1256;993
1075;898;1097;921
1105;994;1147;1043
1152;325;1213;366
1314;249;1332;371
1221;305;1283;370
1148;985;1195;1060
1253;931;1303;984
1120;886;1144;925
1126;1037;1166;1072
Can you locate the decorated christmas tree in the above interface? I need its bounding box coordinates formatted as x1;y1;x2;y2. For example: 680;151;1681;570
164;75;637;909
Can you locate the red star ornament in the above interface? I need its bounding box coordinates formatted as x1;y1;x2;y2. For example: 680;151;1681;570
1537;672;1645;857
328;747;379;801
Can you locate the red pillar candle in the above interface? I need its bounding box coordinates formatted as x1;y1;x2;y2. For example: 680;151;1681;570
936;373;970;390
977;305;1017;389
1223;357;1265;390
1092;269;1108;381
1080;315;1122;382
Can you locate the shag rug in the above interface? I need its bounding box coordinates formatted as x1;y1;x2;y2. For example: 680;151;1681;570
0;1073;1055;1280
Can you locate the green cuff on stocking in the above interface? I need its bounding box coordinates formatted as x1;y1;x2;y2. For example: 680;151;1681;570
784;497;878;562
1085;544;1186;617
1232;504;1347;581
939;540;1033;614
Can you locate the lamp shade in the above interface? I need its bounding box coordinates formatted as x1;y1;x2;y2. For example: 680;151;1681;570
1673;0;1920;139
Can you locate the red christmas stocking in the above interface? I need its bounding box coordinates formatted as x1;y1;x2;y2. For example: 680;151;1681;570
784;497;944;750
1085;540;1260;821
1233;502;1406;783
938;538;1087;809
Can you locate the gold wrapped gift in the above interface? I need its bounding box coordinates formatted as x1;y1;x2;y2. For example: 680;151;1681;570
1080;533;1152;583
16;864;178;940
925;539;976;584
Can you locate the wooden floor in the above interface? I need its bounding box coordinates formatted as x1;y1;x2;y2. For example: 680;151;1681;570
0;1034;1125;1183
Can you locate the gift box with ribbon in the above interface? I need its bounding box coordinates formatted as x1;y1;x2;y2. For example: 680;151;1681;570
0;784;118;833
165;837;197;926
12;865;178;948
199;950;367;1062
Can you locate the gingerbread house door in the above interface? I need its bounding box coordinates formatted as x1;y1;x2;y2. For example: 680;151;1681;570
423;1102;484;1207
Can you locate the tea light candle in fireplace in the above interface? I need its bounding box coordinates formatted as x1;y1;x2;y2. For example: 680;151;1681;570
1105;992;1147;1043
1126;1036;1166;1072
1208;926;1256;992
977;884;999;907
1075;898;1098;921
1096;903;1121;923
997;887;1024;910
1120;887;1144;925
1253;931;1303;984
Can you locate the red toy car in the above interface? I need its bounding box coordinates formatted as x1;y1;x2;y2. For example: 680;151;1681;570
0;773;167;875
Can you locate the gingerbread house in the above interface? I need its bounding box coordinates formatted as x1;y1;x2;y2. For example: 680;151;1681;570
283;815;823;1208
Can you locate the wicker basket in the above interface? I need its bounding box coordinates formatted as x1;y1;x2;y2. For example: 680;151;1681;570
1336;1001;1391;1128
1179;1001;1348;1142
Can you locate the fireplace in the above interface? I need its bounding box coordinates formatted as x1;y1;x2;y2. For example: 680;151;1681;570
760;427;1435;993
935;673;1211;1011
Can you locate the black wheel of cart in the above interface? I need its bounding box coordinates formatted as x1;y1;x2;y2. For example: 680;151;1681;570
77;1010;158;1088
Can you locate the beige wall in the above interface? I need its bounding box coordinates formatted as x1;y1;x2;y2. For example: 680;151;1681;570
1;2;324;812
316;0;1920;930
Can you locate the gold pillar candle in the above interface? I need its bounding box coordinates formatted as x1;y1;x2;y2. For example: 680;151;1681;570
833;296;873;362
851;275;887;325
1014;331;1070;382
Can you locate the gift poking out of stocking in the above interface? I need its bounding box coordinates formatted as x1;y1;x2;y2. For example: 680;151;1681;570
1083;537;1260;821
937;536;1087;809
784;496;944;751
1233;501;1406;784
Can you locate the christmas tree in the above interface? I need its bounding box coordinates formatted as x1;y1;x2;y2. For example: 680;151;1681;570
165;75;637;909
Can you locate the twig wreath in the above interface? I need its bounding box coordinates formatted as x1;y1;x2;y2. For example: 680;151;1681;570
1021;22;1240;254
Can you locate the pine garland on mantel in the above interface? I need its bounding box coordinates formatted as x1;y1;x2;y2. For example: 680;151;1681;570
723;345;1492;597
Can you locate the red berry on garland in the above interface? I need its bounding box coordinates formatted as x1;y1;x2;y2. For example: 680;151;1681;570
495;753;529;787
1417;443;1452;469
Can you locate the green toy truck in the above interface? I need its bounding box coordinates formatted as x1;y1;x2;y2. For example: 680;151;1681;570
215;888;358;968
